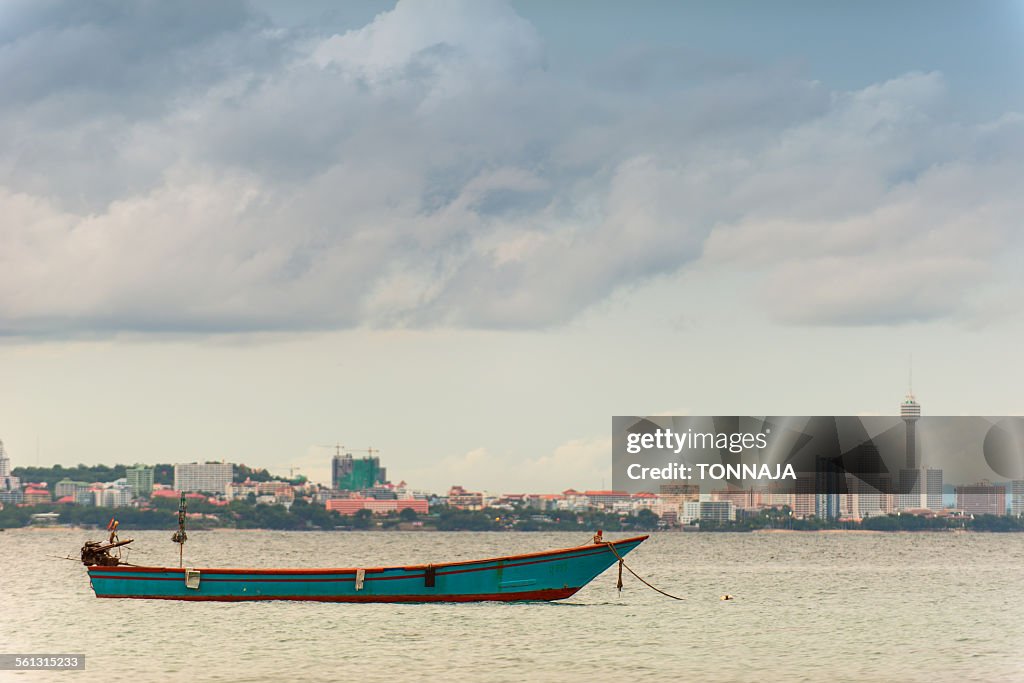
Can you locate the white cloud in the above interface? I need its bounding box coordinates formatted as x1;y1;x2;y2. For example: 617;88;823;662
1;3;1022;338
703;97;1024;325
310;0;542;81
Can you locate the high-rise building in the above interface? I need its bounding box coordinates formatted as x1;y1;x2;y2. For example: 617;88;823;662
680;500;702;523
56;479;90;499
174;462;234;494
0;439;10;477
711;488;760;510
793;475;815;518
839;492;858;518
0;439;21;496
816;456;844;519
126;465;155;497
101;482;134;508
850;442;887;518
699;501;736;523
897;468;924;511
955;481;1006;516
659;483;700;519
331;452;353;489
1010;480;1024;518
764;481;795;509
75;488;97;506
926;468;943;511
331;452;386;491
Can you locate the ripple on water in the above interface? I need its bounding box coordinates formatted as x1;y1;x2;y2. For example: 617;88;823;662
0;530;1022;682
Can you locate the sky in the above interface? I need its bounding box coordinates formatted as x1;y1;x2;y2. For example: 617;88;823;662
1;0;1023;493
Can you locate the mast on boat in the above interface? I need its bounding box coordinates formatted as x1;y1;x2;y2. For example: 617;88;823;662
171;492;187;567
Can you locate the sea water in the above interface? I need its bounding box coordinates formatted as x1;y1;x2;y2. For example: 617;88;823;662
0;530;1021;682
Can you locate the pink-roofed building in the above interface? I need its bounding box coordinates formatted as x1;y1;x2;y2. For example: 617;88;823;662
326;497;428;516
258;481;294;502
583;490;631;509
23;487;52;505
226;480;260;501
447;486;483;510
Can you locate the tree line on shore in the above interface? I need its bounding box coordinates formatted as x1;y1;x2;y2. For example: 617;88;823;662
0;496;661;532
1;498;1021;532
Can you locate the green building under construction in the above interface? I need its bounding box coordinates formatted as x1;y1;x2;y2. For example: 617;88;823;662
331;452;387;491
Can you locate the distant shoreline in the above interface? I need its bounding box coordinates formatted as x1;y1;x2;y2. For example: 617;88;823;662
752;528;881;534
1;525;1004;534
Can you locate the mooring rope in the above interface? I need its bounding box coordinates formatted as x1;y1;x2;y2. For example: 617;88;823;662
600;539;686;601
582;533;686;601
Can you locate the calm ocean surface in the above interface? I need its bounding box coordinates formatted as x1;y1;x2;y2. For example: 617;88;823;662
1;529;1021;682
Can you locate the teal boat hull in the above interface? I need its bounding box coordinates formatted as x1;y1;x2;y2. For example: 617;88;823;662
86;535;648;602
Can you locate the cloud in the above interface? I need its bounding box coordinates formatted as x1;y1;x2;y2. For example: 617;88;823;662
703;94;1024;325
0;0;288;208
310;0;542;83
1;1;1022;338
0;1;264;111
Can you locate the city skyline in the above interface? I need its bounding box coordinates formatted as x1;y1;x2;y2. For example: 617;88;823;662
4;415;1022;505
4;399;1023;522
4;391;1024;495
4;451;1020;523
2;1;1024;493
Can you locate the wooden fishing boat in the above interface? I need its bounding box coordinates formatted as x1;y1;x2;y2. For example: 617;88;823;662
82;532;648;603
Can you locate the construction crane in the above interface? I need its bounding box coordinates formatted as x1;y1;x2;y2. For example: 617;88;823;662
317;444;379;457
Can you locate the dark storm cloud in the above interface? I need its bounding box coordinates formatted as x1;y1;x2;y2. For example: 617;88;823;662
0;1;1021;338
0;0;290;208
0;1;285;112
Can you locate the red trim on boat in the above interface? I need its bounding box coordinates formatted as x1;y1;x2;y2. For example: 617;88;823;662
87;536;648;576
88;545;627;583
